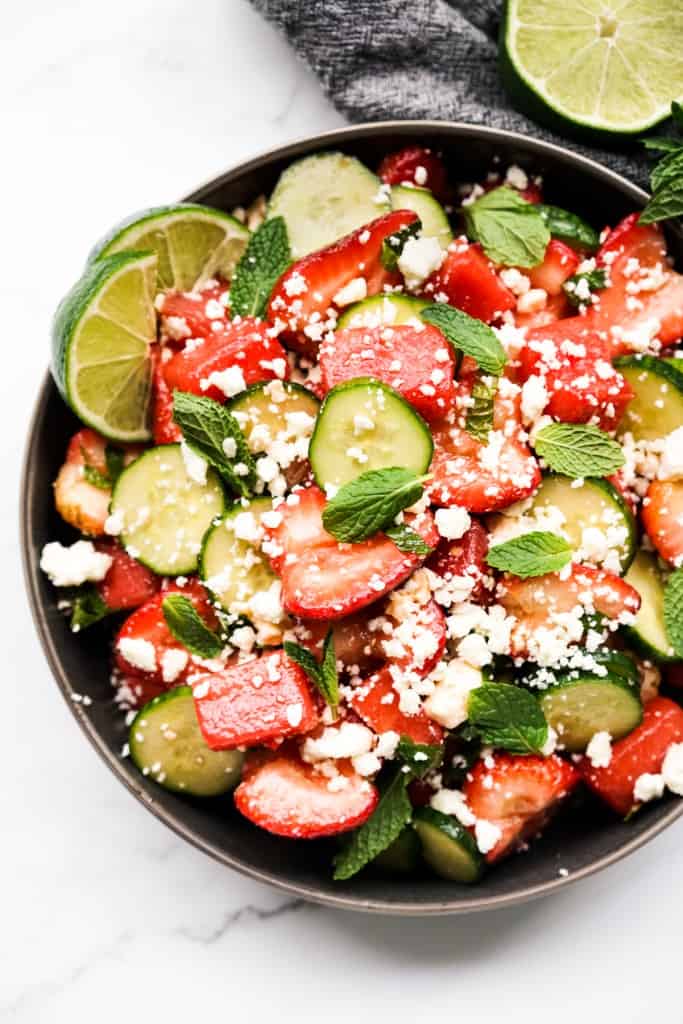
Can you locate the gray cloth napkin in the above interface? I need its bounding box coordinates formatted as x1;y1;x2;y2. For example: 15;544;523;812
251;0;651;187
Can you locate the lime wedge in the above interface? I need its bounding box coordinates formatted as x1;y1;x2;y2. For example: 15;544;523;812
52;251;156;442
501;0;683;137
89;204;250;291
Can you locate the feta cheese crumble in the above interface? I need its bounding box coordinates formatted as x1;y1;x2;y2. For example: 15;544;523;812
40;540;112;587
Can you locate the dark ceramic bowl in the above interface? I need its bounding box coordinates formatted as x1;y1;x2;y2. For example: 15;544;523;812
21;122;683;915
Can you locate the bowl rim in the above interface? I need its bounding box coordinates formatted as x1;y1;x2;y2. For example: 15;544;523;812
21;119;683;916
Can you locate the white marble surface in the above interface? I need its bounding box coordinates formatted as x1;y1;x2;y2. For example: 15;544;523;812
3;1;683;1020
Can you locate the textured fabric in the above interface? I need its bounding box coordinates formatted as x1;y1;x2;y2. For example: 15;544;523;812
251;0;651;186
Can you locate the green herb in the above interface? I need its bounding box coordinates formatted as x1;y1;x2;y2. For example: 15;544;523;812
487;531;572;578
468;683;548;755
563;267;608;307
333;768;412;880
464;186;550;268
421;304;506;376
82;464;111;490
664;569;683;659
396;736;443;777
642;138;683;154
161;594;223;659
533;422;625;478
465;376;497;442
384;523;433;555
537;205;600;251
381;218;421;271
105;445;126;486
229;216;291;318
70;587;110;631
322;467;425;543
640;104;683;225
172;390;256;496
81;443;126;490
284;629;339;711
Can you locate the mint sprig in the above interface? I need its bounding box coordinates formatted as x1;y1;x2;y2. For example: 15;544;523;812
465;376;497;442
229;216;291;318
664;569;683;658
70;587;110;631
421;304;506;376
463;186;550;268
533;423;625;478
322;467;426;543
384;523;433;555
640;104;683;225
381;218;421;271
468;683;548;755
81;442;125;491
172;390;256;496
162;594;223;659
487;531;572;579
333;768;412;881
395;736;443;777
284;629;339;711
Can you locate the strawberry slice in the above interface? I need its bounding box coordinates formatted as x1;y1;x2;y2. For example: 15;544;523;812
378;146;450;201
318;323;456;422
464;753;579;862
157;279;229;344
350;666;444;745
642;479;683;566
267;210;418;350
54;429;139;537
163;317;289;402
383;598;447;679
234;748;379;839
264;485;438;619
95;540;159;611
294;609;387;676
422;243;516;323
427;520;492;603
192;649;319;751
151;349;182;444
528;239;580;296
579;696;683;816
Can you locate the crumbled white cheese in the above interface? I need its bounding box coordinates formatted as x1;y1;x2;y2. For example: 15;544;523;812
398;236;445;289
161;648;189;683
505;164;529;191
520;375;549;426
180;440;208;484
658;427;683;480
333;277;368;307
434;506;471;540
429;787;476;826
474;819;502;855
302;722;375;762
118;637;157;672
586;731;612;768
201;364;246;398
633;772;665;803
40;540;112;587
423;659;482;729
104;509;125;536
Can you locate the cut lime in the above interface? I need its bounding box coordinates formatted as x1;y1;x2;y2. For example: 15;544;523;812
52;251;156;442
501;0;683;138
89;204;249;291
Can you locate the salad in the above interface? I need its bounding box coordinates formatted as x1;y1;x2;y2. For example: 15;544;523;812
39;144;683;884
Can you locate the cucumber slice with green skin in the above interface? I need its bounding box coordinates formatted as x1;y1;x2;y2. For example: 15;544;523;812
373;826;422;874
267;152;389;259
309;377;433;490
615;355;683;443
526;473;636;572
413;808;483;883
537;205;599;251
624;550;677;663
539;673;642;753
129;687;243;796
337;293;429;329
228;380;320;455
391;185;453;247
110;445;225;575
199;497;277;617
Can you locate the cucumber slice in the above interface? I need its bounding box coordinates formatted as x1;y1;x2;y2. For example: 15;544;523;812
624;550;677;662
199;497;277;617
228;380;319;456
539;672;642;752
413;808;483;883
373;826;421;874
526;474;636;572
129;687;243;796
267;152;389;258
309;377;433;489
615;355;683;442
390;185;453;247
111;445;225;575
337;293;429;329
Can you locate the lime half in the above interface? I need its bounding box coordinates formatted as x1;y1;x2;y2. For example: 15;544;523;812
90;204;250;291
52;251;156;442
501;0;683;137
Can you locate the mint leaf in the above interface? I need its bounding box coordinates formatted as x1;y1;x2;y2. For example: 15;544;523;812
672;101;683;130
70;587;110;631
651;148;683;191
664;569;683;658
468;683;548;755
537;205;600;251
533;423;625;478
396;736;443;777
322;467;425;543
172;390;255;496
229;216;291;319
464;186;550;268
162;594;223;659
563;267;608;307
465;376;497;442
284;630;339;710
381;218;421;271
384;523;433;555
421;304;506;375
641;138;682;153
333;769;412;880
640;116;683;226
487;531;572;578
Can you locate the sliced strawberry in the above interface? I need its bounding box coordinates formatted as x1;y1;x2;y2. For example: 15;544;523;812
464;752;579;862
95;540;159;611
580;696;683;816
294;609;387;676
234;748;378;839
378;146;450;201
607;470;638;515
318;323;456;422
54;429;139;536
383;598;447;679
528;239;580;296
264;485;438;619
422;243;516;323
427;520;492;603
268;210;418;351
642;479;683;566
163;318;289;402
350;666;444;745
157;279;229;344
151;349;182;444
520;182;543;204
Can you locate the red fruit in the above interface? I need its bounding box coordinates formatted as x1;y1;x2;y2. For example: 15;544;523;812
464;753;579;862
520;182;543;204
163;318;289;402
264;485;438;619
151;350;182;444
157;280;229;343
378;146;450;201
385;598;447;679
192;650;318;751
350;666;444;745
95;540;159;611
318;323;457;422
294;610;386;675
607;470;638;515
580;696;683;816
642;479;683;566
422;243;516;323
427;520;492;603
234;749;379;839
54;429;140;536
268;210;418;350
528;240;580;296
